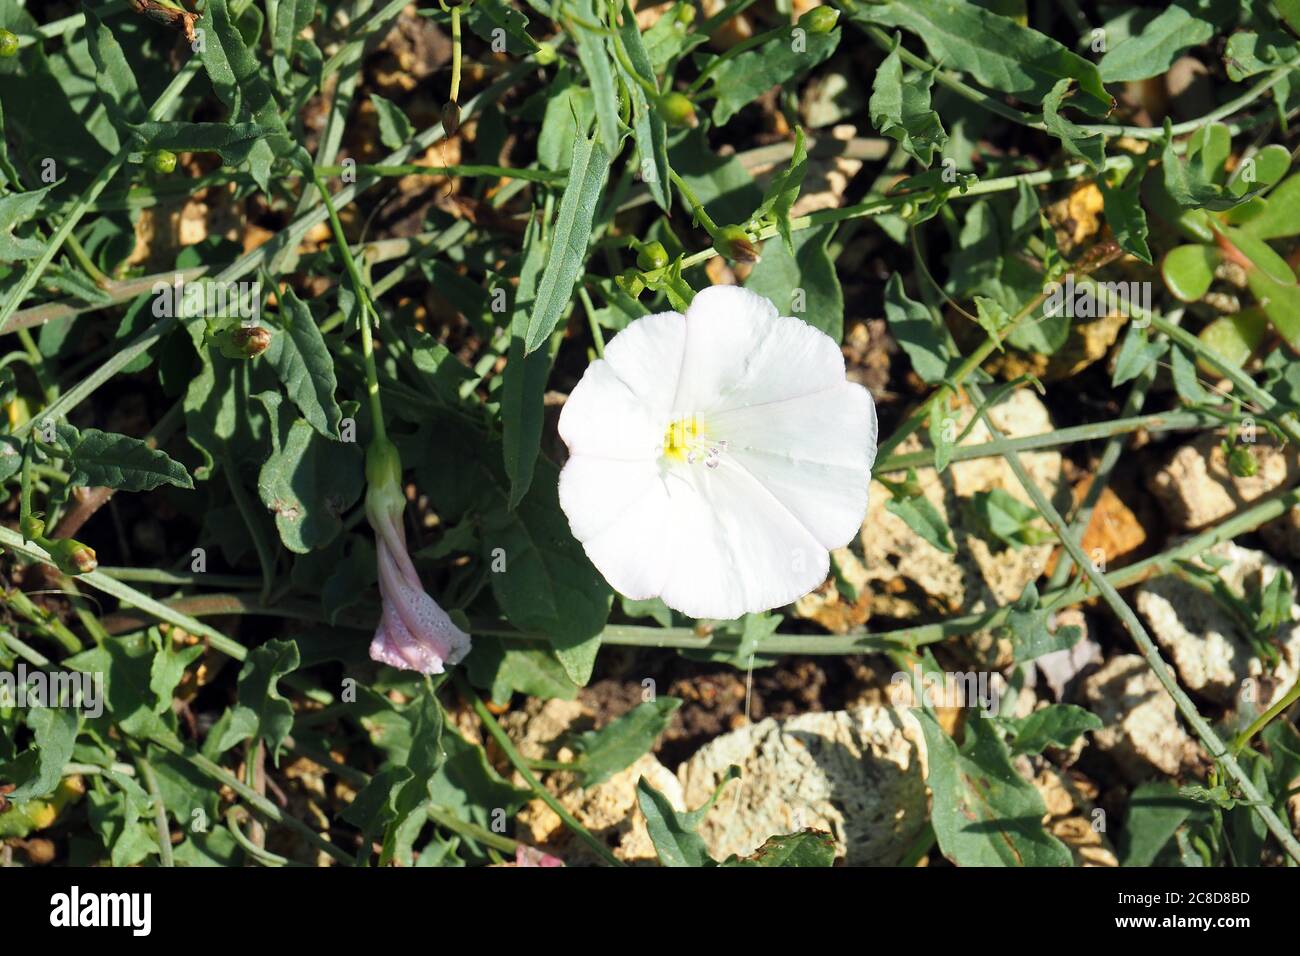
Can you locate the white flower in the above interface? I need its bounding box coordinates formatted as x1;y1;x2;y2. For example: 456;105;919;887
557;285;877;620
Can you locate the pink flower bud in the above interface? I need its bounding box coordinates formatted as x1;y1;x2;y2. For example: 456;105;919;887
365;440;471;674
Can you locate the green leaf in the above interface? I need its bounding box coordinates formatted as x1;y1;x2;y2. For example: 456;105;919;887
66;635;170;740
884;273;951;383
1161;244;1220;302
484;464;614;686
466;637;580;704
523;133;611;354
379;687;445;866
709;28;840;126
215;638;299;763
197;0;292;190
919;709;1073;866
87;775;157;867
1162;123;1265;212
265;287;343;439
843;0;1111;115
149;636;204;713
637;765;740;867
1005;704;1101;755
428;725;530;830
255;391;363;553
721;829;837;867
6;705;78;802
1223;226;1296;286
1100;163;1152;264
886;493;955;553
869;37;947;166
571;697;682;786
129;121;273;166
964;489;1053;550
1119;781;1197;866
999;582;1083;662
1235;172;1300;240
370;93;413;151
84;5;145;127
570;0;622;153
1041;79;1105;171
1112;322;1169;386
1224;30;1300;82
614;0;671;212
1098;6;1214;83
465;0;536;56
502;214;552;509
744;223;843;340
0;183;57;261
1170;344;1210;405
929;391;958;472
1197;308;1270;369
53;423;193;492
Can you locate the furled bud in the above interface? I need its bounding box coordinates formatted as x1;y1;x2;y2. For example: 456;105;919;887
533;42;557;65
1227;445;1258;478
149;149;178;174
0;29;19;58
47;539;98;575
713;225;759;264
656;92;697;129
674;3;697;25
636;241;669;272
442;100;461;137
228;325;271;358
798;6;840;34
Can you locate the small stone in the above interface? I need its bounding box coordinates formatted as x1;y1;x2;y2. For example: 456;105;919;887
677;707;927;865
1082;655;1201;781
1135;541;1300;709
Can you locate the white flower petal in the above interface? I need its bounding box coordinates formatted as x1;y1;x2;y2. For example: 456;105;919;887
673;286;846;416
557;311;685;461
656;461;827;619
574;467;676;601
711;382;877;548
558;454;662;543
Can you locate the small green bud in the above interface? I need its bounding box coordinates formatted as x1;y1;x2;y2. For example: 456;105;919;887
798;6;840;34
616;268;646;297
656;92;698;129
534;42;558;65
675;3;697;25
149;149;178;174
713;225;759;264
636;241;670;272
1227;445;1258;478
0;29;19;58
47;539;98;576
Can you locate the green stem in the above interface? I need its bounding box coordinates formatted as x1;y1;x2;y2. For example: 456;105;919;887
669;169;721;235
304;159;387;446
1232;680;1300;753
454;672;625;867
133;751;175;867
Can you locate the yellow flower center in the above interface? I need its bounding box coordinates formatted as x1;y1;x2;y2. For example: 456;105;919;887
661;415;727;467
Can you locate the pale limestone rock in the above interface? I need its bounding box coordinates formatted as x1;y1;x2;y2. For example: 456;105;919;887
503;698;685;865
857;389;1061;665
1148;432;1299;531
677;707;927;865
1082;654;1201;781
1033;767;1118;867
1135;542;1300;710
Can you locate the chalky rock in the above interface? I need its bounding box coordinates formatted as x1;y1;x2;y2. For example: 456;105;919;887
677;707;927;865
503;698;685;865
1135;542;1300;710
1148;432;1300;532
1081;655;1201;781
851;389;1062;666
